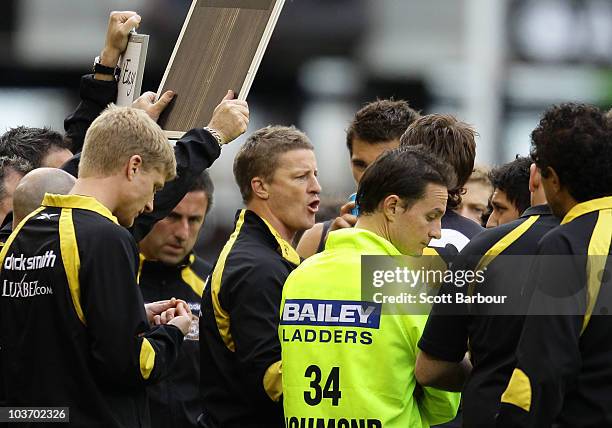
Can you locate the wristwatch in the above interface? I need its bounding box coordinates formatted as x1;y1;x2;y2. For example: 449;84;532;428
92;56;118;76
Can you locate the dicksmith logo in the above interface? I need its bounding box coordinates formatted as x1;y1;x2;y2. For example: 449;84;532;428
4;251;57;271
281;299;381;328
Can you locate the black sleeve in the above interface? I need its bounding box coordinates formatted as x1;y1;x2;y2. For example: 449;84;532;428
130;128;221;242
222;260;285;404
418;251;473;363
64;74;117;154
77;220;183;387
497;234;585;427
62;120;222;240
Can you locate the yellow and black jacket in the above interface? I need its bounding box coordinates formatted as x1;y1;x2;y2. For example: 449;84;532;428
419;204;559;428
497;197;612;427
139;253;211;428
0;194;184;428
199;209;300;428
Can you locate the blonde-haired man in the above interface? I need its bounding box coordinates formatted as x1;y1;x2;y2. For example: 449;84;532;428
200;125;321;428
0;106;191;428
455;165;493;226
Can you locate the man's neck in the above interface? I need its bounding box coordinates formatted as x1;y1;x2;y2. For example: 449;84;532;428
246;201;295;243
554;191;579;219
530;187;547;207
354;213;389;242
70;177;120;215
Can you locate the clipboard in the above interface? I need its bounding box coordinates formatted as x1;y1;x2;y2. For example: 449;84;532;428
116;33;149;106
156;0;285;139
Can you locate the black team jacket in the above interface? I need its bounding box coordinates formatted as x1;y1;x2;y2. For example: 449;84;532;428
419;204;559;428
199;210;301;428
497;196;612;428
0;194;184;427
139;253;212;428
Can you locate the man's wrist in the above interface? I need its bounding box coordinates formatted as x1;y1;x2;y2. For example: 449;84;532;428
99;48;121;68
203;127;226;147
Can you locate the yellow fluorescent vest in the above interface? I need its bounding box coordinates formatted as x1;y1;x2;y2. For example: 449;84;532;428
279;227;460;428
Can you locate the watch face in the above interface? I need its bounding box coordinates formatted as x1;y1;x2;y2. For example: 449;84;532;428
185;313;200;341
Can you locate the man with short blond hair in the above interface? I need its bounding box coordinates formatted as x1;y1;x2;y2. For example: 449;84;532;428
0;106;191;428
200;125;321;428
80;105;175;182
455;165;493;226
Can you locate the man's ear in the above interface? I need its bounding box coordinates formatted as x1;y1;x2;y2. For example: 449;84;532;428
251;177;269;200
126;155;143;181
382;194;400;222
528;163;539;193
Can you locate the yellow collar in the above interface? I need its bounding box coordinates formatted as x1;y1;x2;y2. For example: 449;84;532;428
561;196;612;225
42;194;118;225
258;214;301;266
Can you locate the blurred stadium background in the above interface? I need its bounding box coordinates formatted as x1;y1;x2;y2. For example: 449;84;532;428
2;0;612;261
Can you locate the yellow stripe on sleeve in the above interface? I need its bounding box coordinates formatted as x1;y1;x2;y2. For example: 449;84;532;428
139;338;156;380
501;368;532;412
263;360;283;402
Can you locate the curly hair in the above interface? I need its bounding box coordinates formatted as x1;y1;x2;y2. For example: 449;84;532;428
489;156;532;215
531;103;612;202
346;99;420;154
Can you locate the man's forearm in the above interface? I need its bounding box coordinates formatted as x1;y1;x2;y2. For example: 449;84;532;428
416;351;472;392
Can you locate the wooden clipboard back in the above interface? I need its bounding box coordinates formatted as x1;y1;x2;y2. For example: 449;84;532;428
157;0;285;139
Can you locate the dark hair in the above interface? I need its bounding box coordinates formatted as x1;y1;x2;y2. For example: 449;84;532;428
531;103;612;202
0;156;33;200
233;125;314;203
400;114;476;210
346;99;420;155
489;156;532;215
0;126;71;169
187;170;214;214
356;146;456;215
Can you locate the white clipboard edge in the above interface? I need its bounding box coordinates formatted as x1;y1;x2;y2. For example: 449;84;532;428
237;0;285;100
164;130;186;140
156;0;199;99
